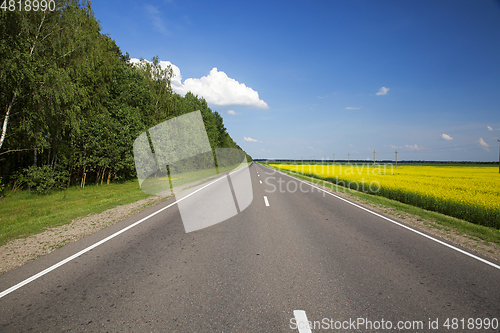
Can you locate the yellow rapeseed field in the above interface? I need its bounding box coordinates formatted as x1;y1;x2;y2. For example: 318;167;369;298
272;163;500;228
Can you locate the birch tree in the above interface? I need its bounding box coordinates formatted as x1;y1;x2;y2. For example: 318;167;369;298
0;0;98;156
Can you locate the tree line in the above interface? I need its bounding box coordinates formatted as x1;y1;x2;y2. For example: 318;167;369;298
0;1;247;194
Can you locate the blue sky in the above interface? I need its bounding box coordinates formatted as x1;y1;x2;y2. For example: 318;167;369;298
92;0;500;161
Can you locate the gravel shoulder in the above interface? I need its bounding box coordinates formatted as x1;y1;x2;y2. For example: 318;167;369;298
312;179;500;264
0;195;170;274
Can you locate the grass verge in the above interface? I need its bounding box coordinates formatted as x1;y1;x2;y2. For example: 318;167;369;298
0;180;164;246
261;163;500;247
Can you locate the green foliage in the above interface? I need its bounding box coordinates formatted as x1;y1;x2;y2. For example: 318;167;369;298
0;0;249;194
20;165;69;195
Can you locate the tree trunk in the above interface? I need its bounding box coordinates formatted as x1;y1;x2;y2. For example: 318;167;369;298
52;154;57;170
81;167;87;188
95;167;101;185
67;163;73;188
0;93;17;151
100;168;105;185
107;170;111;185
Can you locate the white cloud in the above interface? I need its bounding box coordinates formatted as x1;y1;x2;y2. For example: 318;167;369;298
376;87;390;96
405;144;423;151
227;110;241;115
487;126;493;131
244;136;259;142
145;4;159;14
441;134;453;141
129;58;181;81
345;107;360;110
390;144;423;151
130;58;268;109
173;67;269;109
478;138;489;150
145;5;167;34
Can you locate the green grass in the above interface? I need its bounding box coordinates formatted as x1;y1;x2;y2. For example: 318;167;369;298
141;162;249;195
0;180;162;246
261;162;500;247
140;167;217;195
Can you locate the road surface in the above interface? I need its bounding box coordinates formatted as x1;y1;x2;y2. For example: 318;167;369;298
0;163;499;332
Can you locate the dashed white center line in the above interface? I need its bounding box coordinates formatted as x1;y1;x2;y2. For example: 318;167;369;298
294;310;312;333
259;180;262;184
263;196;269;206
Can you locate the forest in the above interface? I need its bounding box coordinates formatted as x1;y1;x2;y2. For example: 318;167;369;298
0;1;247;194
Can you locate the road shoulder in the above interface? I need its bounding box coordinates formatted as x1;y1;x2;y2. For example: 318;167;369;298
0;195;170;274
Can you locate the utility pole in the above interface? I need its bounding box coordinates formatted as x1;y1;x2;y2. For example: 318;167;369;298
348;153;350;164
373;150;376;166
333;153;335;164
395;150;398;169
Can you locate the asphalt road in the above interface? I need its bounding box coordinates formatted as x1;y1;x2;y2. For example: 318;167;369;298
0;163;499;332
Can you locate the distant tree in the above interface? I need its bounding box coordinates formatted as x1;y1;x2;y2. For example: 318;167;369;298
132;56;174;126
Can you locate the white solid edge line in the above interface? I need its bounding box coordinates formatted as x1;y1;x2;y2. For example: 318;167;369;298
264;165;500;271
264;196;270;206
294;310;313;333
0;164;253;299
